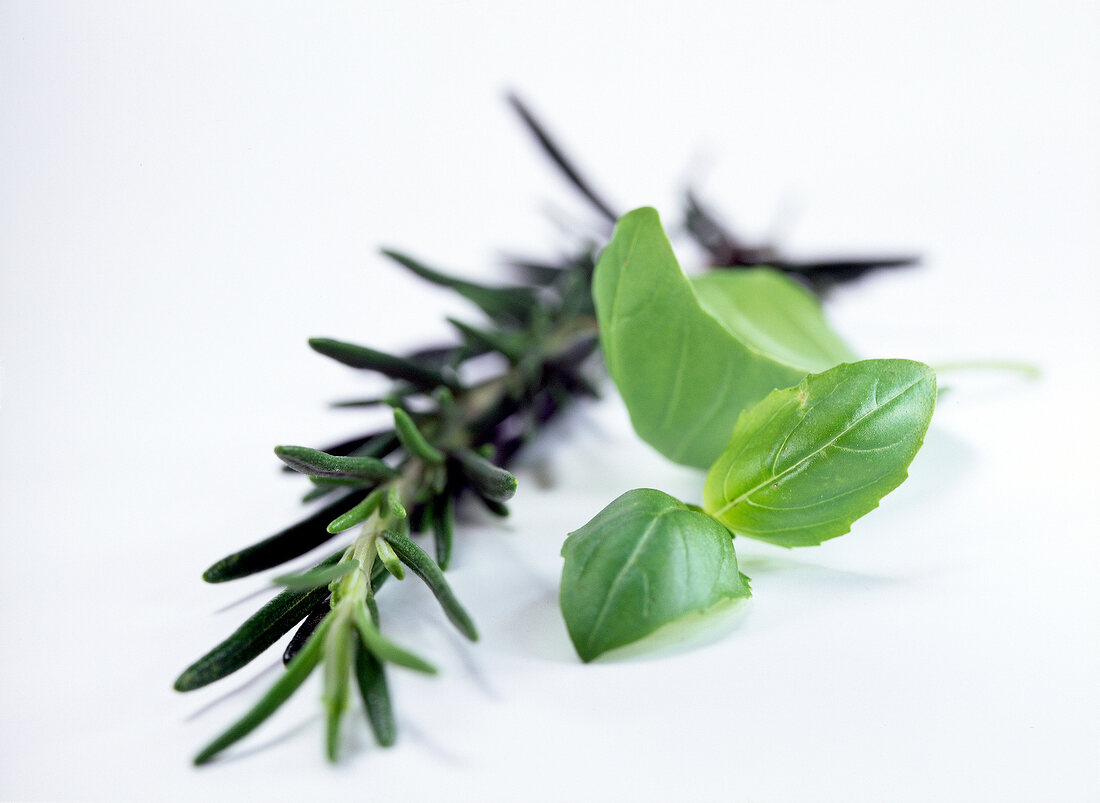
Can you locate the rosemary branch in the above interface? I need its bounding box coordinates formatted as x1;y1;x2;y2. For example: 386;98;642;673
177;244;599;764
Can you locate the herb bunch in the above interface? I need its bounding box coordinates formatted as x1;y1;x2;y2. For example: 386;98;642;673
176;95;919;764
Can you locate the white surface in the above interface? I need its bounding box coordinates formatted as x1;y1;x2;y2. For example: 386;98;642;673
2;2;1098;801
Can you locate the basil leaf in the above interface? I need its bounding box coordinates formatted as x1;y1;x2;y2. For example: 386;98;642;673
560;489;750;662
703;359;936;546
593;207;853;468
690;269;856;371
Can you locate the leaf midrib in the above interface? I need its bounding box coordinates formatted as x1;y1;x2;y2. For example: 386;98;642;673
583;507;675;654
712;373;927;519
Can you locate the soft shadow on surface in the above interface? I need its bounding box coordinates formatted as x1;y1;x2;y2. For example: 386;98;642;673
736;553;899;589
213;583;274;613
504;587;578;664
185;660;280;721
426;616;498;699
505;587;755;665
892;425;976;507
510;548;916;666
591;597;754;664
206;713;319;766
399;717;469;767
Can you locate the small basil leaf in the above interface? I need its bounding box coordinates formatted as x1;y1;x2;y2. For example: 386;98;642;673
560;489;750;662
703;359;936;546
593;207;853;469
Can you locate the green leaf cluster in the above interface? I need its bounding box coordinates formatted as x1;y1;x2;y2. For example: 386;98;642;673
561;208;936;661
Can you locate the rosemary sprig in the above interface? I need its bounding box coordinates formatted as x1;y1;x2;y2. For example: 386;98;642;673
176;94;917;765
510;93;916;293
178;236;599;764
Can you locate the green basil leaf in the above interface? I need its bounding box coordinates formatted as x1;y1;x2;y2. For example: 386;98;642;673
593;207;853;468
690;269;856;371
560;489;750;662
703;359;936;546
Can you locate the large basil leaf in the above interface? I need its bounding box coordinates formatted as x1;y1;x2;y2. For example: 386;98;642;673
560;489;751;662
593;207;854;469
703;359;936;547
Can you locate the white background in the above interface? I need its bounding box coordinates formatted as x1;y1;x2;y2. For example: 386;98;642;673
2;2;1097;801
